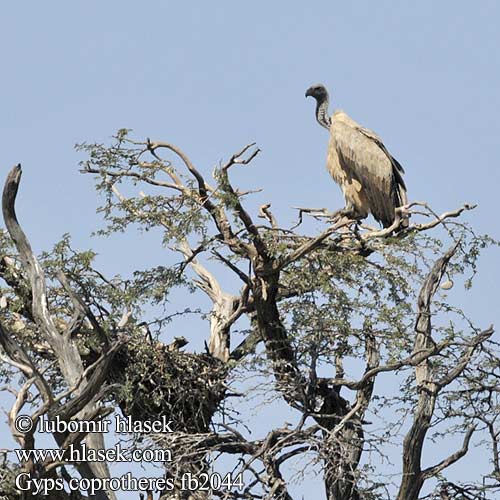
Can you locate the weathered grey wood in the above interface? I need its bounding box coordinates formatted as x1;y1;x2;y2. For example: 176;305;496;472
2;165;116;500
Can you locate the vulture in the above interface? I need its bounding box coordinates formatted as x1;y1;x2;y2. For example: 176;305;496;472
305;84;408;228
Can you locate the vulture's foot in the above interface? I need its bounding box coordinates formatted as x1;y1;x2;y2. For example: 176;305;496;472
328;208;364;233
332;207;364;224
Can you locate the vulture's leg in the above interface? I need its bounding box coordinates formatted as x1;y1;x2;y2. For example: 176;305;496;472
334;202;366;224
329;206;362;233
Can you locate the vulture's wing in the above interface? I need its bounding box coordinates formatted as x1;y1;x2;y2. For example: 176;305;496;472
330;113;407;227
357;125;408;217
357;126;406;186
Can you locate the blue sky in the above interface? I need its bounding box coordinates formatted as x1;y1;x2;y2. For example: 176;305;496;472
1;2;499;498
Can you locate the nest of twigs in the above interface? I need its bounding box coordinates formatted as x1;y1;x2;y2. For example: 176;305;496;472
110;335;227;433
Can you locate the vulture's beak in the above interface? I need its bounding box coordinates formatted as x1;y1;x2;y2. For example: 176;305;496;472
305;88;313;98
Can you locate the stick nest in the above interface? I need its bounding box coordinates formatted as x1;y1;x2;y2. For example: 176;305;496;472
110;335;227;433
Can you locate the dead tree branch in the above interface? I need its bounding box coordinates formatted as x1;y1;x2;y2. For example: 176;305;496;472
2;165;117;500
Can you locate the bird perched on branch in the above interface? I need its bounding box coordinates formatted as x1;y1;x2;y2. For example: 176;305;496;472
305;84;408;228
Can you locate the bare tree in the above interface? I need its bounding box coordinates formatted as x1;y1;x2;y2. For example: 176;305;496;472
0;129;498;500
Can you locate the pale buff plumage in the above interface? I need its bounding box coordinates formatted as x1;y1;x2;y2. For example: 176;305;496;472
327;110;407;227
306;84;408;228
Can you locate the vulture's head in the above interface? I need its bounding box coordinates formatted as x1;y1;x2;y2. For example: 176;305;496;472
305;83;329;103
305;84;331;130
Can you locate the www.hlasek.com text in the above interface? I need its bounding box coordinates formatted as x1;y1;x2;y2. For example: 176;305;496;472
15;442;172;464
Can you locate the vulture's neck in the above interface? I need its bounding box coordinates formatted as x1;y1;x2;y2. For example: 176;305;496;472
316;98;331;130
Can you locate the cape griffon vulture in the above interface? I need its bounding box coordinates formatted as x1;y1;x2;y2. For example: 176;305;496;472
305;84;408;228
